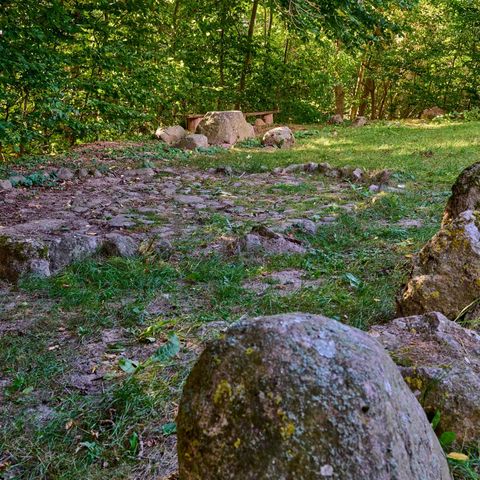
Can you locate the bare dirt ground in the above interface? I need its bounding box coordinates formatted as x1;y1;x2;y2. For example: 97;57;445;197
0;139;427;479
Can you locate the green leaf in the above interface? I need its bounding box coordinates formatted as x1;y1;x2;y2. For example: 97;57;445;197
118;358;139;374
431;410;441;431
162;422;177;436
151;333;180;363
129;432;139;455
344;272;362;288
439;431;456;448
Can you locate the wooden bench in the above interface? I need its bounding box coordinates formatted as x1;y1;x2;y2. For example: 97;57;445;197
186;110;279;132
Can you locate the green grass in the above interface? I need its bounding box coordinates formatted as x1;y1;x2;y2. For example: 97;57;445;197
183;120;480;186
1;120;479;479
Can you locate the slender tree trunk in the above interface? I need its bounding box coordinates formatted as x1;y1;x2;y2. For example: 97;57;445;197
218;26;225;109
378;80;391;119
350;62;366;119
442;54;457;108
267;0;273;38
368;78;376;118
357;77;375;118
237;0;260;108
283;37;290;64
172;0;180;26
334;84;345;117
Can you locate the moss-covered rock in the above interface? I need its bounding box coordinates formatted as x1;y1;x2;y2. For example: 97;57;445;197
0;231;101;282
397;210;480;318
370;312;480;445
177;313;451;480
443;161;480;225
0;235;50;281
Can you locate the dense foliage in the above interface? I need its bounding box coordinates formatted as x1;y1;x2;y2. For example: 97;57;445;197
1;0;479;157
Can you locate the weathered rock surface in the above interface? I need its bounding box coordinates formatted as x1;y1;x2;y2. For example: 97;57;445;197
176;133;209;150
177;313;451;480
103;233;138;258
262;126;295;149
0;216;141;281
0;180;12;191
397;210;480;319
155;125;187;145
123;167;155;178
0;228;100;281
234;226;307;255
0;235;52;280
328;114;344;124
196;111;254;146
370;311;480;445
55;167;74;180
393;162;480;318
351;116;368;127
421;107;445;120
443;161;480;225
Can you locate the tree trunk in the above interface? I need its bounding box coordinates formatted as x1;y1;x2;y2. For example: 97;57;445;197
283;37;290;64
218;27;225;109
172;0;180;26
350;62;365;119
358;77;374;118
267;0;274;38
369;78;376;119
377;80;391;119
237;0;260;108
334;84;345;117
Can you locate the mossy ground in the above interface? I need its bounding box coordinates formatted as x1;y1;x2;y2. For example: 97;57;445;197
1;120;479;479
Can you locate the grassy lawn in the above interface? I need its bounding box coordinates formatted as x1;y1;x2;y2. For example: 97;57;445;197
187;120;480;186
1;120;479;479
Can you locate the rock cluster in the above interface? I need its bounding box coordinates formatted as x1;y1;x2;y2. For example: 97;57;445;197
273;162;392;187
155;111;259;149
177;313;451;480
0;166;111;190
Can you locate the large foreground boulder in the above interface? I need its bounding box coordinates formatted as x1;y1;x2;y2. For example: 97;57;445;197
370;312;480;445
177;313;450;480
398;210;480;318
262;126;295;149
155;125;186;146
196;111;255;146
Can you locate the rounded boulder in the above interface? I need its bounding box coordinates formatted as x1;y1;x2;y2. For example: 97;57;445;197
177;313;451;480
262;126;295;149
